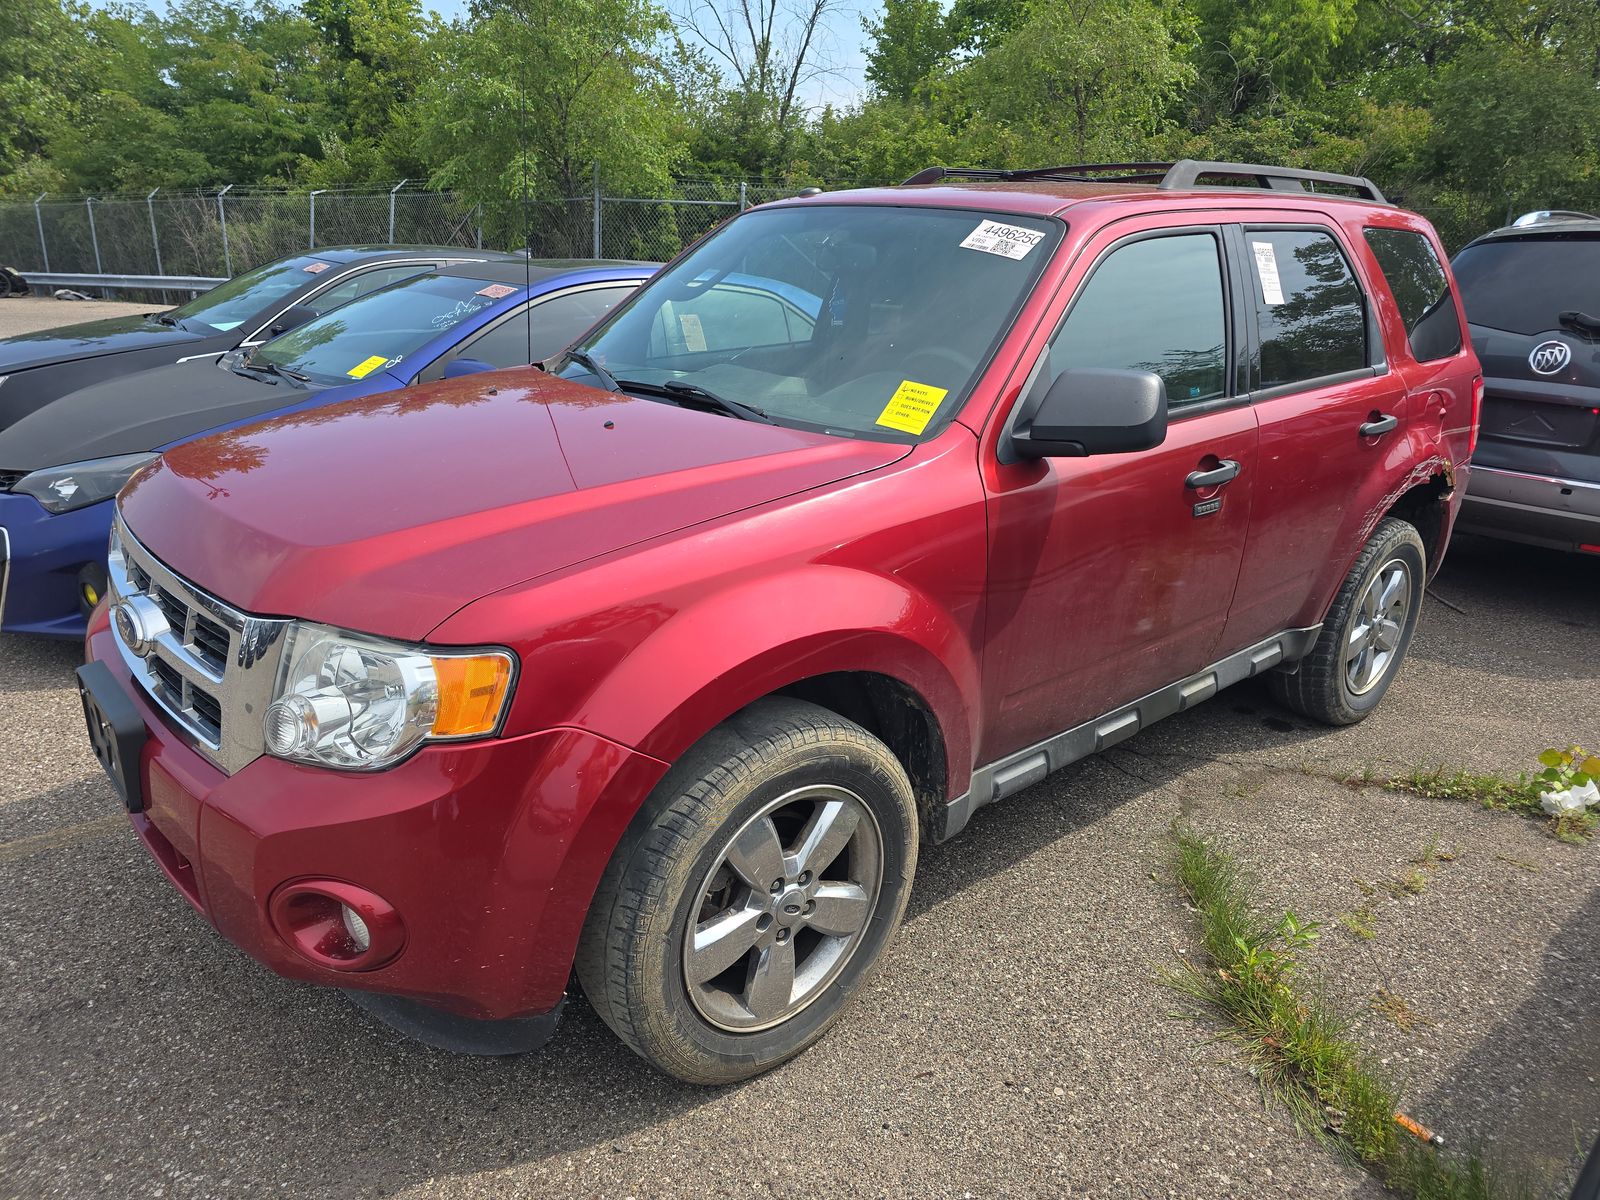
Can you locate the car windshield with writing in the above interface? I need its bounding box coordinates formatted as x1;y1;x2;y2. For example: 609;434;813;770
168;255;332;333
247;273;515;385
558;205;1059;439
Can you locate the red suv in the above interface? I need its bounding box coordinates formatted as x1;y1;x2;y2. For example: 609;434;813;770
77;161;1480;1083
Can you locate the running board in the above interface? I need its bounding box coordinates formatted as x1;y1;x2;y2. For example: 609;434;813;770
934;626;1322;843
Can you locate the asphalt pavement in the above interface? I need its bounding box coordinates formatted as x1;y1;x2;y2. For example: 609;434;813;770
0;299;1596;1198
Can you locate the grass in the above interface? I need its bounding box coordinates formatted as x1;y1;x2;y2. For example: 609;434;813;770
1372;988;1431;1033
1170;828;1510;1200
1388;766;1596;844
1337;906;1377;940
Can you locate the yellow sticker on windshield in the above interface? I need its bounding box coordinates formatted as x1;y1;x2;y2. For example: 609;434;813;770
347;355;389;379
875;379;948;435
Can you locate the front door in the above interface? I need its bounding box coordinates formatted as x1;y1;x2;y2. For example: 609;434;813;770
979;222;1258;763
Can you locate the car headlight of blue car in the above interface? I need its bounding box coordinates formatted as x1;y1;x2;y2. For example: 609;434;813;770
12;453;159;514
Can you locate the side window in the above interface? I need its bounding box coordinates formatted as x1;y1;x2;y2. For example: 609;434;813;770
648;281;814;357
1363;228;1462;363
1246;229;1367;389
307;264;431;315
526;286;636;361
1047;233;1228;407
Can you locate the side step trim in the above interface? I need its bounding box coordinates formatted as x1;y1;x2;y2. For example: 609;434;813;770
933;625;1322;843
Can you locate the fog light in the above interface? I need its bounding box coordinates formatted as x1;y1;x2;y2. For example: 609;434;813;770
83;582;100;607
267;880;403;971
341;904;372;953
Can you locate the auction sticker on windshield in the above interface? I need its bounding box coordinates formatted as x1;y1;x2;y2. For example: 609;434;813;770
875;379;949;435
347;355;390;378
475;284;517;299
960;220;1045;261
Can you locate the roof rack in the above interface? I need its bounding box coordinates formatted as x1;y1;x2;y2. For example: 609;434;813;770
1511;209;1600;227
903;159;1389;204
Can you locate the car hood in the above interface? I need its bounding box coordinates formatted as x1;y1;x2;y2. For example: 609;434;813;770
0;312;204;371
119;369;911;640
0;357;327;471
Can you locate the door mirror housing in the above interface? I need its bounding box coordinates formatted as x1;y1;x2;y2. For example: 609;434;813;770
442;357;496;379
1011;367;1169;458
268;305;319;337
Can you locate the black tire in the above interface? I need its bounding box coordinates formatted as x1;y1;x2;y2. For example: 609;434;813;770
1269;516;1426;726
575;697;917;1084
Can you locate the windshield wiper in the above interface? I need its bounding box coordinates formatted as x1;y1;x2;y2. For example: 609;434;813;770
618;378;775;424
565;349;619;392
1558;310;1600;337
152;312;183;328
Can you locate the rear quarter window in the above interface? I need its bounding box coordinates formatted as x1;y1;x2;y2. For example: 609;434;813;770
1364;228;1462;362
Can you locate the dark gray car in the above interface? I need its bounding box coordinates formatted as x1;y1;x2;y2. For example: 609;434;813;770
1452;212;1600;553
0;245;494;432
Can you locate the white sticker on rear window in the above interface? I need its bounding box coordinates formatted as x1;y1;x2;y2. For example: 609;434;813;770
1251;240;1285;305
960;220;1044;261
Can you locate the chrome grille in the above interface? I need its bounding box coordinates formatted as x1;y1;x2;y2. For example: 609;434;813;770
109;514;290;775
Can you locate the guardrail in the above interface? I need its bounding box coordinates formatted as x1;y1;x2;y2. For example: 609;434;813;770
20;271;226;297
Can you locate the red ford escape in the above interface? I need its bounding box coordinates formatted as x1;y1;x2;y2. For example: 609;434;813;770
77;161;1481;1084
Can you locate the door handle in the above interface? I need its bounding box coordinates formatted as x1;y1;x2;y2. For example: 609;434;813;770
1359;414;1399;437
1185;459;1241;489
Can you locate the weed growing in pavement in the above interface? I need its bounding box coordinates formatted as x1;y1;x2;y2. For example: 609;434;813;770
1170;829;1514;1200
1371;988;1431;1033
1337;907;1378;940
1386;747;1599;844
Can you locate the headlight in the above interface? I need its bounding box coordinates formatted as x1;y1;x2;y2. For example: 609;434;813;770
14;453;159;514
263;622;515;771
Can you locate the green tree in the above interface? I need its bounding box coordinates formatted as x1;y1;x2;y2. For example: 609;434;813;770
861;0;958;102
0;0;93;192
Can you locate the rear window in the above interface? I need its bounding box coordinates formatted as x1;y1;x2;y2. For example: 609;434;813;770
1364;228;1462;362
1451;236;1600;335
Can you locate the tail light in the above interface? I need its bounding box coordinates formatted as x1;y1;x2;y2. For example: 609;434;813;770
1468;375;1483;457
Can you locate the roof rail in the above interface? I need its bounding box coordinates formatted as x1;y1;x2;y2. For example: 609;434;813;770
1159;160;1387;203
903;159;1389;203
1511;209;1600;227
903;163;1174;186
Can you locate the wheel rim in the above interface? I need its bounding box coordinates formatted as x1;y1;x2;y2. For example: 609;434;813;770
682;784;884;1033
1345;557;1412;696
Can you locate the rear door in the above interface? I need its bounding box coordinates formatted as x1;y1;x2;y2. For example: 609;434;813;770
979;218;1258;760
1219;219;1410;652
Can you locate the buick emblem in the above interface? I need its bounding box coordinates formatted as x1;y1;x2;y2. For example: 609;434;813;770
1529;340;1572;375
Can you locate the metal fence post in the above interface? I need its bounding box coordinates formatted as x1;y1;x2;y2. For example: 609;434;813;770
147;187;163;275
34;194;49;272
309;189;325;249
739;181;747;211
86;197;103;273
475;207;483;249
388;179;408;243
592;162;602;257
217;184;234;276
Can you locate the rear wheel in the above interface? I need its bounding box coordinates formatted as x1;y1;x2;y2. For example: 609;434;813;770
1270;516;1426;725
576;698;917;1084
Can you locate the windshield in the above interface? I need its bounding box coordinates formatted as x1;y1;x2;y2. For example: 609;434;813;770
248;273;517;385
1451;236;1600;334
171;255;332;333
559;204;1058;439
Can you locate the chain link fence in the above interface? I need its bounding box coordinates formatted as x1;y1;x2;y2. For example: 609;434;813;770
0;176;829;292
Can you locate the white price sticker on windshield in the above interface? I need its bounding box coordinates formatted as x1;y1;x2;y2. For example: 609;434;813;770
1251;240;1286;305
960;220;1044;260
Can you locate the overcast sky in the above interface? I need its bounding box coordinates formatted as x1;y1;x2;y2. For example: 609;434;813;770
86;0;870;111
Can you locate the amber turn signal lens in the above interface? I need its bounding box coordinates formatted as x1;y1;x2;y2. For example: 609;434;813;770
431;653;513;737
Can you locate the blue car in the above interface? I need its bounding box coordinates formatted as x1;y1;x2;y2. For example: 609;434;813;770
0;257;655;637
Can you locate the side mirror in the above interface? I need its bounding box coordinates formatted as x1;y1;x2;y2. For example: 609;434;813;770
1011;367;1168;458
268;304;319;336
442;357;496;379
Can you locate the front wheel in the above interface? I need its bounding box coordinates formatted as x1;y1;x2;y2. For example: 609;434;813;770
576;698;917;1084
1270;516;1426;725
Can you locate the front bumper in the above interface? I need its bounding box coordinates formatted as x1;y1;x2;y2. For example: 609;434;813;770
0;491;112;637
84;613;670;1025
1459;465;1600;552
